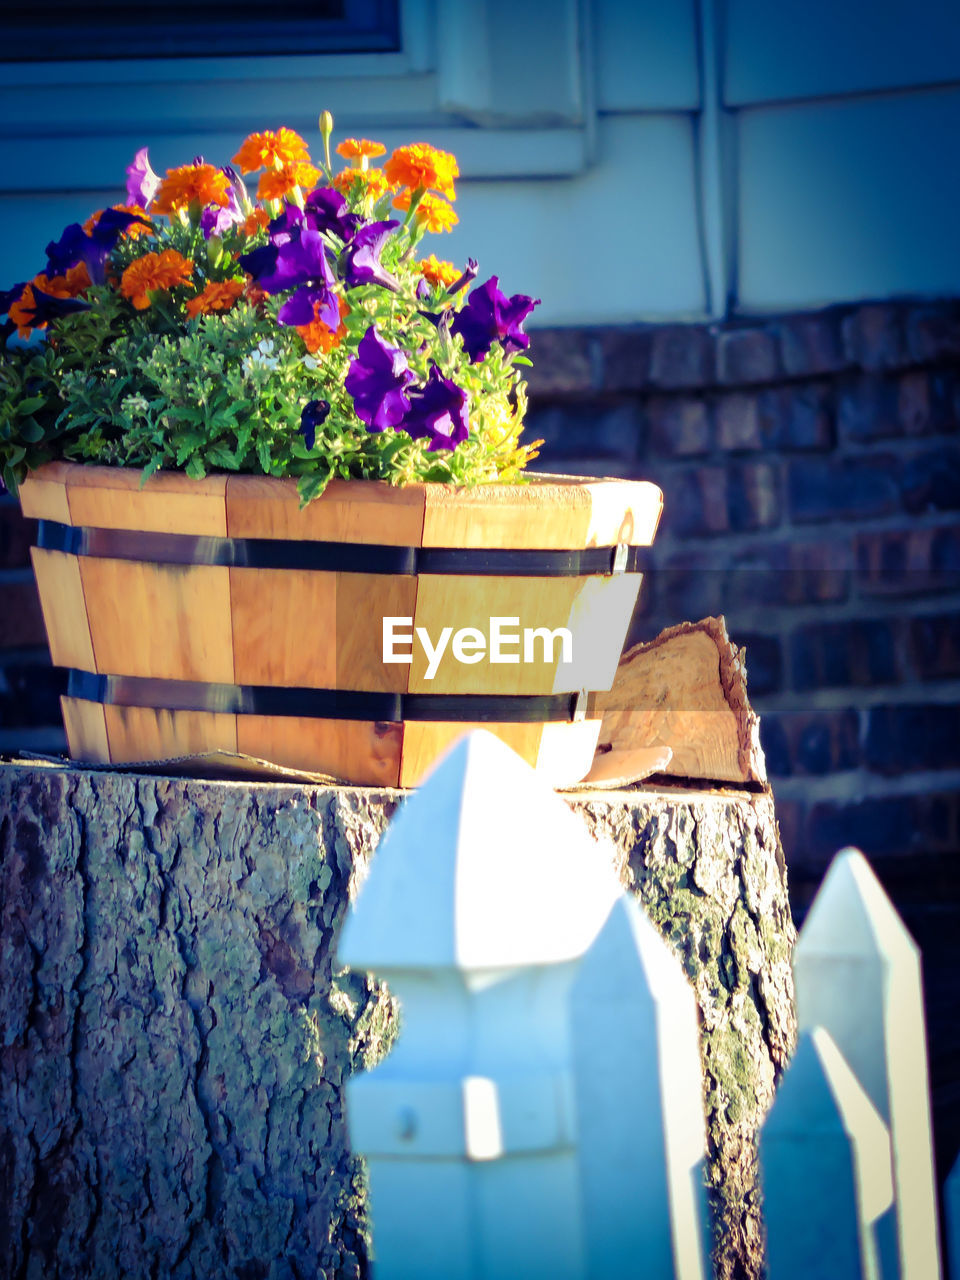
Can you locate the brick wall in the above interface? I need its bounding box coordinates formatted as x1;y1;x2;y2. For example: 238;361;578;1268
524;297;960;1181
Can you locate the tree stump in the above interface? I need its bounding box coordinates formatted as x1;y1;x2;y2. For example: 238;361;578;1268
0;760;795;1280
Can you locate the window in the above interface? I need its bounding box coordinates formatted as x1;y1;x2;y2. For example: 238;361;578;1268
0;0;400;61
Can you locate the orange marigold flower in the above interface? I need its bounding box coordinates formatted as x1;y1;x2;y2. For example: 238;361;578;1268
9;265;93;335
152;164;231;217
335;138;387;167
419;255;460;289
331;167;393;202
34;262;93;299
393;189;458;233
8;285;40;337
120;249;194;310
257;161;321;203
243;208;271;236
383;143;458;200
185;278;245;320
233;127;311;174
296;296;349;354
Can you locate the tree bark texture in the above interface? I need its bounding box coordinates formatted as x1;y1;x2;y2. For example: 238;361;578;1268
0;762;795;1280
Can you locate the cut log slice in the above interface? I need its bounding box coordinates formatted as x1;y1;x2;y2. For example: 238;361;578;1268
594;616;768;787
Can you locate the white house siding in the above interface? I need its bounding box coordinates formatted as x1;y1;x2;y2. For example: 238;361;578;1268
0;0;958;323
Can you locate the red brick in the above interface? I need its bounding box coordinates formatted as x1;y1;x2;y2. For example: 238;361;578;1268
525;328;595;395
667;539;848;613
731;631;782;695
758;383;834;451
729;541;848;606
776;313;847;377
736;463;781;531
646;396;712;457
716;392;761;452
804;793;948;862
655;552;728;623
715;328;779;384
669;465;731;536
790;618;904;691
865;703;960;774
900;447;960;514
599;328;653;393
856;527;960;597
897;372;938;437
841;304;904;372
523;402;641;461
0;575;46;649
784;541;852;603
648;325;713;390
905;304;960;364
762;708;861;777
668;462;781;537
788;456;900;523
837;375;900;441
0;499;36;571
912;613;960;681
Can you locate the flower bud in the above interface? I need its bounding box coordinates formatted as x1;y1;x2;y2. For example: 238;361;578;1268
318;110;335;177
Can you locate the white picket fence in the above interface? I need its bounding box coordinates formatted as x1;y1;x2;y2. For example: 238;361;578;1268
337;730;956;1280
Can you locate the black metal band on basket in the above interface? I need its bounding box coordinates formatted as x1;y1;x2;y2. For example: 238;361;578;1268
38;520;650;577
65;669;594;724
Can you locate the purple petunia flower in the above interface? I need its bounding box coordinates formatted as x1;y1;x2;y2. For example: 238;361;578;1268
345;326;416;432
401;365;469;452
18;285;92;327
240;227;339;329
125;147;161;210
45;224;90;277
300;399;330;451
447;258;478;296
303;187;362;244
451;275;540;363
267;205;306;246
45;210;152;285
237;242;278;279
201;167;246;239
341;221;400;291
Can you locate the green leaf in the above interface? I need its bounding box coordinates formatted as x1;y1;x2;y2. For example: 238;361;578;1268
17;417;46;444
17;395;47;415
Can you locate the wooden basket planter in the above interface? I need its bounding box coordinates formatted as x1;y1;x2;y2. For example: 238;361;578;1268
19;462;662;787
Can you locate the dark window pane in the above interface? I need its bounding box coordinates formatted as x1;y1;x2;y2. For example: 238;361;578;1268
0;0;400;60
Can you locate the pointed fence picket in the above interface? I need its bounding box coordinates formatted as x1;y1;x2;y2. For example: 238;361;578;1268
792;848;942;1280
759;1027;896;1280
569;897;709;1280
337;729;711;1280
336;733;949;1280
